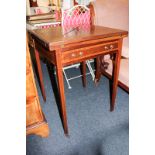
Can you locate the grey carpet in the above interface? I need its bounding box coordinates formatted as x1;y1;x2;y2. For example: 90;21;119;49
26;61;129;155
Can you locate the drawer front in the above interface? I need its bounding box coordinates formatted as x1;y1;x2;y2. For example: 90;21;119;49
26;97;43;126
62;41;118;64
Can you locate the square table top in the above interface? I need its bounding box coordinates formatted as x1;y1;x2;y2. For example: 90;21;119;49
29;25;128;50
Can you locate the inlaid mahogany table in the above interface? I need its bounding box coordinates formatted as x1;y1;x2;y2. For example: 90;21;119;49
29;25;128;135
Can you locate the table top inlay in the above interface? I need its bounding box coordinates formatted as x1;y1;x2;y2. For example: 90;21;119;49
29;25;128;50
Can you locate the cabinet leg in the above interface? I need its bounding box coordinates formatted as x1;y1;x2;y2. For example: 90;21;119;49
26;122;49;138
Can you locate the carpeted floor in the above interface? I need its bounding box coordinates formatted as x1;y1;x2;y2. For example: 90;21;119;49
26;61;129;155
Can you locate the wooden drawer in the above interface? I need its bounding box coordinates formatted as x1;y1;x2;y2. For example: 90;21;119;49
26;97;43;126
62;41;118;64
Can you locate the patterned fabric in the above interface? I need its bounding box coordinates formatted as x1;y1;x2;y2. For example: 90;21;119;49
62;5;91;34
62;5;90;28
35;23;61;29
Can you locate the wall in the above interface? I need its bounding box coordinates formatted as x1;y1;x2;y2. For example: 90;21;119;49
26;0;31;15
92;0;129;55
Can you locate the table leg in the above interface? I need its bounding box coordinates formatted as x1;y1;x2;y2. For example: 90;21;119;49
110;39;123;111
34;46;46;102
81;61;86;87
94;56;102;86
55;50;69;135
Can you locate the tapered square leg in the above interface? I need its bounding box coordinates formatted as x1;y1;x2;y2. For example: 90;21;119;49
33;42;46;102
55;49;69;135
110;39;123;111
94;57;102;86
80;61;86;87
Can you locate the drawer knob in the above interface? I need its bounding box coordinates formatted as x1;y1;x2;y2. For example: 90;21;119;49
79;52;83;56
71;53;76;57
110;45;114;49
104;46;109;50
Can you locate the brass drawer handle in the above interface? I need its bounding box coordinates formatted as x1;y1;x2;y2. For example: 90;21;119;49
110;44;114;49
104;46;109;50
71;53;76;57
79;52;83;56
